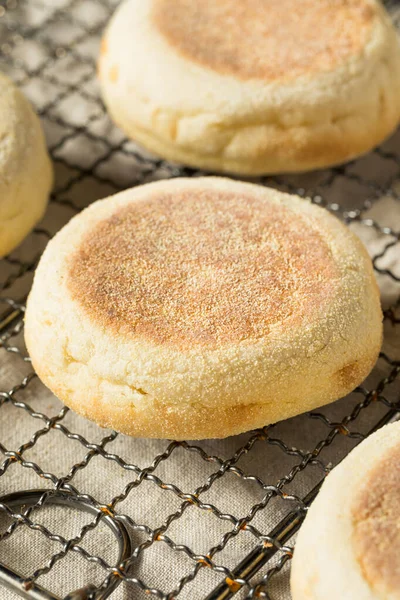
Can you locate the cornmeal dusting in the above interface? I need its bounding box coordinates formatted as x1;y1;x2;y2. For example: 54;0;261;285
352;444;400;597
68;189;338;349
152;0;374;81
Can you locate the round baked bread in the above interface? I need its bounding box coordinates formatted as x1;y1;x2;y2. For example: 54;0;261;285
98;0;400;175
25;177;382;439
291;420;400;600
0;73;53;257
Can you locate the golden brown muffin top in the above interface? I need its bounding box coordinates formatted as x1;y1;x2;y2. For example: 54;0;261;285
68;187;338;350
352;442;400;598
152;0;375;82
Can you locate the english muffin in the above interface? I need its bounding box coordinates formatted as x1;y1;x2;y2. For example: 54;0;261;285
291;420;400;600
0;73;53;257
98;0;400;175
25;177;382;439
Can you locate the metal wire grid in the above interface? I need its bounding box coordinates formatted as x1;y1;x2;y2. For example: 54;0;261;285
0;0;399;598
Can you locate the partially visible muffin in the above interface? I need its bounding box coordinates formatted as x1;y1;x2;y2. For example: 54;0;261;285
292;420;400;600
99;0;400;174
0;73;53;257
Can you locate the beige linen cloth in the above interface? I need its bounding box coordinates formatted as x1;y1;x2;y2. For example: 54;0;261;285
1;1;400;599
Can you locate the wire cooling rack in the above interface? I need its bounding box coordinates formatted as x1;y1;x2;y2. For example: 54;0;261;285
0;1;400;599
